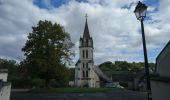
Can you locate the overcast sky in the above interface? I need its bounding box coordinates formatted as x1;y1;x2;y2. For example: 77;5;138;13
0;0;169;66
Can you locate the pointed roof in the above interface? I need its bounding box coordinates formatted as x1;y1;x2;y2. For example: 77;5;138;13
83;16;90;38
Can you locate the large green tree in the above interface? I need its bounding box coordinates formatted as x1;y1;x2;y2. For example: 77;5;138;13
21;20;74;87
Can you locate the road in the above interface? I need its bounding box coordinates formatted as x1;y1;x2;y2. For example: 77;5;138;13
11;91;147;100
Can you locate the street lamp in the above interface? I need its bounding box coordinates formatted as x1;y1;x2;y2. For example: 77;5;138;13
134;1;152;100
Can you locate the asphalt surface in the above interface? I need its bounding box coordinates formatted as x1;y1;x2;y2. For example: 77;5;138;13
10;91;147;100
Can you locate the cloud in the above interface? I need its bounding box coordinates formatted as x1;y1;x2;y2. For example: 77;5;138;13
0;0;169;65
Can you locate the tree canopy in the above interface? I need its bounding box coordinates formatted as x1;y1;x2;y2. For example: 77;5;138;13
99;61;155;77
21;20;74;87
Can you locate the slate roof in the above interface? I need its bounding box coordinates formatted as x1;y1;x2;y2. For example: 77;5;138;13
83;19;90;38
156;40;170;60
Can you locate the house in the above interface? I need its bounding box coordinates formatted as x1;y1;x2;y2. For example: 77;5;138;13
0;69;11;100
151;41;170;100
112;71;145;90
0;69;8;82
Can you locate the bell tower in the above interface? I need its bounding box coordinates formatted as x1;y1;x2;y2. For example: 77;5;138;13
75;15;99;87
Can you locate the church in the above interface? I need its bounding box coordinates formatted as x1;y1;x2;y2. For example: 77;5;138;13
75;16;100;88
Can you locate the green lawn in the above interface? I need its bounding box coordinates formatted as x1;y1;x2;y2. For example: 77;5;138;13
30;87;126;93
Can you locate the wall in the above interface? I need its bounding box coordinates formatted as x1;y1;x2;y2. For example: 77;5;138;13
0;83;11;100
0;73;8;82
157;42;170;77
151;81;170;100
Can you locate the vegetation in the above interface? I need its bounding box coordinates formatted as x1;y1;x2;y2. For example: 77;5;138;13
99;61;155;77
20;20;74;88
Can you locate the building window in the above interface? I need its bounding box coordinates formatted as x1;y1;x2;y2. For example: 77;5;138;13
83;71;85;77
83;63;85;68
86;71;88;77
83;50;85;58
86;50;88;58
86;63;88;68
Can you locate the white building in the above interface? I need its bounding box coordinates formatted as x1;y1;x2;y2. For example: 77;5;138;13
0;69;11;100
0;69;8;82
75;17;100;88
151;41;170;100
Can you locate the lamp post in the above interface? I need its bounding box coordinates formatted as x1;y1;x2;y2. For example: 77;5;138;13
134;1;152;100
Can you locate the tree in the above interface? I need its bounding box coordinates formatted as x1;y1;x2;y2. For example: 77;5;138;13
99;61;155;73
115;61;130;71
99;61;113;71
21;20;74;87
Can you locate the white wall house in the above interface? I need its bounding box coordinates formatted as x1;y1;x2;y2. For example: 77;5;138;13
151;41;170;100
0;69;8;82
0;69;11;100
75;18;100;88
0;82;11;100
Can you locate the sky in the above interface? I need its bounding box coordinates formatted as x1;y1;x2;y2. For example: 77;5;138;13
0;0;169;66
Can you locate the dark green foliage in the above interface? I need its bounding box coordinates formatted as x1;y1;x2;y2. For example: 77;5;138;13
99;61;155;77
21;20;74;88
11;77;33;88
0;58;19;81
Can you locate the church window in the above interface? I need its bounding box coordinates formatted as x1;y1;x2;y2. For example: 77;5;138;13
86;71;88;77
83;50;85;58
83;71;85;77
86;63;88;68
83;63;85;68
86;50;88;58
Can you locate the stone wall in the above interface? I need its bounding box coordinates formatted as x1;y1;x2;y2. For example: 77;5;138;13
0;82;11;100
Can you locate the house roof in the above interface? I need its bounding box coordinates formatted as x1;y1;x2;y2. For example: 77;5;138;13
156;40;170;61
0;69;8;73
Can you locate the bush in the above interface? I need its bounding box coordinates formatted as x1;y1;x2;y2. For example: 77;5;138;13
32;79;45;88
11;77;32;88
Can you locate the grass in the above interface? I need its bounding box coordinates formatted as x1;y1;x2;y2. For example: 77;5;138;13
30;87;126;93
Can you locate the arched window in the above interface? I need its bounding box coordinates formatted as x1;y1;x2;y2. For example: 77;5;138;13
86;63;88;68
86;71;88;77
83;71;85;77
83;63;85;68
83;50;85;58
86;50;88;58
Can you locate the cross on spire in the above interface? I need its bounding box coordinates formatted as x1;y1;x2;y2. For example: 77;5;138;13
85;13;88;22
83;13;90;38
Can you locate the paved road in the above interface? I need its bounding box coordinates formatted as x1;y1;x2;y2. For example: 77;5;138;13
11;91;147;100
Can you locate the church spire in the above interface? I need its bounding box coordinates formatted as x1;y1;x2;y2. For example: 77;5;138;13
83;14;90;38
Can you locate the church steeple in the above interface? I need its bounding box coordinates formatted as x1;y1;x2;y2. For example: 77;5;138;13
75;14;98;88
83;14;90;38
